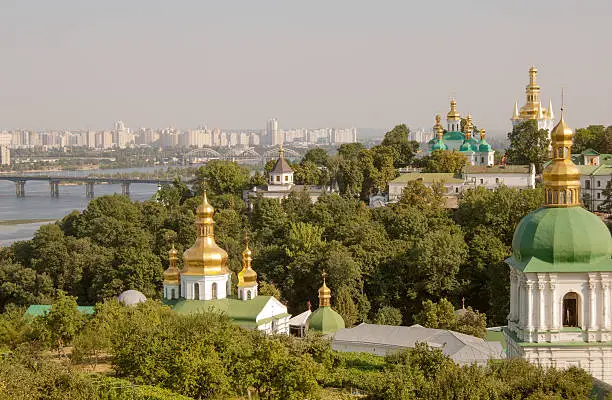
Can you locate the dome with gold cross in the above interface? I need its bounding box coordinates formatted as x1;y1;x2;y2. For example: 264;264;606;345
182;192;231;276
163;244;180;284
238;237;258;287
507;111;612;273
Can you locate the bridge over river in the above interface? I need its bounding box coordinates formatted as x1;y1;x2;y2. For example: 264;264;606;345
0;174;195;198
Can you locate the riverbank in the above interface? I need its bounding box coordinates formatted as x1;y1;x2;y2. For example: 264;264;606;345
0;218;56;226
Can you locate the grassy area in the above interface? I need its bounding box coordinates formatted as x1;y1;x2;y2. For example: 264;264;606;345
0;218;56;226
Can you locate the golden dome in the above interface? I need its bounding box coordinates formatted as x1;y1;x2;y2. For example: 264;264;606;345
543;112;581;207
318;272;331;307
164;244;180;284
447;99;460;121
182;192;230;276
238;238;258;287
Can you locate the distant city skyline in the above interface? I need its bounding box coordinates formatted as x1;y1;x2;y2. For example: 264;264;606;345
1;1;611;132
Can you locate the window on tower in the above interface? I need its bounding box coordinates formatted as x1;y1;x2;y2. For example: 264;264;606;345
563;292;579;327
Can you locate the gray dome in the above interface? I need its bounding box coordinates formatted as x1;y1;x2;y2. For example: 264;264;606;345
117;290;147;306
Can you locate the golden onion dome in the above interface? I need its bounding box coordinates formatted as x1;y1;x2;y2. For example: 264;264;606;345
318;272;332;307
447;99;460;120
543;112;581;207
164;244;180;283
238;239;258;287
182;192;230;276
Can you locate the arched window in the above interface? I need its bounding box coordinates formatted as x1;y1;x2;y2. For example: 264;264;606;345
547;190;553;204
194;283;200;300
171;288;176;299
247;291;251;300
211;282;217;300
563;292;579;327
568;190;573;204
560;191;566;204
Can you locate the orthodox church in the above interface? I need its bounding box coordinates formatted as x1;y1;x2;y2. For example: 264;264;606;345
505;110;612;383
162;193;290;334
307;272;345;334
428;100;494;166
511;66;555;133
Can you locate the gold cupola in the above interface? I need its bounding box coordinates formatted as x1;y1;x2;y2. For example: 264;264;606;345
182;192;230;276
318;271;331;307
433;114;442;131
464;114;473;139
238;236;258;287
163;244;180;284
542;110;581;207
447;98;460;121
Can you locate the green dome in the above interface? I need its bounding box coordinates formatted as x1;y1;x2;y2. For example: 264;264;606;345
478;139;492;152
431;139;447;151
443;131;465;141
459;140;475;153
308;306;345;334
507;207;612;273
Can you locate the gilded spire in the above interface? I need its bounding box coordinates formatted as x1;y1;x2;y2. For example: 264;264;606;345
182;191;231;276
543;109;581;207
318;271;331;307
519;66;542;120
548;99;555;119
238;235;257;287
433;114;442;131
512;101;520;120
447;98;460;121
464;114;473;139
163;244;180;284
279;143;284;158
479;128;486;140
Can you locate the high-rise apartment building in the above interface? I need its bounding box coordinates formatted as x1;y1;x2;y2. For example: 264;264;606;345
0;146;10;165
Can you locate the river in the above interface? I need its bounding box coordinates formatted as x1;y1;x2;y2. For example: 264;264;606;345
0;167;170;245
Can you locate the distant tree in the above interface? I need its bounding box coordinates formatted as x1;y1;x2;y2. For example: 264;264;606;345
335;287;357;327
302;147;329;166
41;291;85;354
374;306;403;326
0;261;54;311
338;142;365;160
258;281;282;300
599;179;612;213
505;120;550;173
293;160;322;186
413;298;487;338
380;124;419;167
421;150;467;173
574;125;605;153
195;160;250;196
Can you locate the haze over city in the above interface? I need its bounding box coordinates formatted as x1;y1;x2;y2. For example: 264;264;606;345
1;0;611;133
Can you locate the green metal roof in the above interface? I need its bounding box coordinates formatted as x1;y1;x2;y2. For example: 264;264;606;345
390;173;463;184
507;207;612;273
577;164;612;176
463;165;530;174
308;306;345;334
25;305;95;318
581;148;600;156
164;296;280;326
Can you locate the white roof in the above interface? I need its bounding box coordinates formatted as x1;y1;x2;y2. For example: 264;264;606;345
287;309;311;326
332;323;503;365
117;289;147;306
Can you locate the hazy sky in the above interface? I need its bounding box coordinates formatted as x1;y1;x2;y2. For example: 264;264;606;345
1;0;611;134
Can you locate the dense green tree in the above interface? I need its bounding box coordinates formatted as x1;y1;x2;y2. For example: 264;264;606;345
337;142;365;160
574;125;605;153
413;298;487;338
0;261;54;311
421;149;467;173
380;124;419;167
293;160;323;185
506;120;551;172
374;306;403;326
599;180;612;213
40;291;85;353
302;147;329;166
335;287;358;327
195;160;250;195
